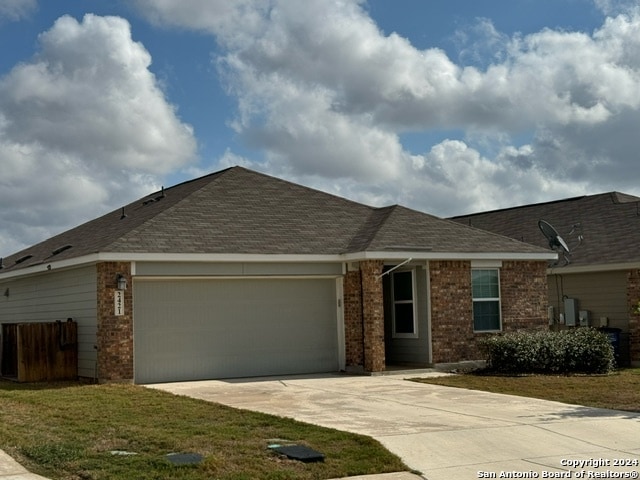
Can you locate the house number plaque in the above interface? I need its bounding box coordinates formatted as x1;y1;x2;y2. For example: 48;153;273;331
114;290;125;316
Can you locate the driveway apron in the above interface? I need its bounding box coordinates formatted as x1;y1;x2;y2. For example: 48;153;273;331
148;373;640;479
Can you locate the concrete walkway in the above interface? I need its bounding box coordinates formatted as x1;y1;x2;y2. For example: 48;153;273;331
0;449;48;479
149;372;640;480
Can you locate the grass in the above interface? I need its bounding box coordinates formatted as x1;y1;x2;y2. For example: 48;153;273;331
413;368;640;413
0;381;407;480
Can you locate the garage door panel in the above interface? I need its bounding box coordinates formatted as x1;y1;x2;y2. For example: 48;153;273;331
134;278;339;383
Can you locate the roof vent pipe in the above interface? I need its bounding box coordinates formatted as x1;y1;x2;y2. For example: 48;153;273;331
120;207;127;219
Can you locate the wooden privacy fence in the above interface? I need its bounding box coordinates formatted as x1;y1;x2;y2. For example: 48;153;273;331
1;320;77;382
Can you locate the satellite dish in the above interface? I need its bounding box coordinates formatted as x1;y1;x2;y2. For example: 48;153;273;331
538;219;571;265
538;220;569;252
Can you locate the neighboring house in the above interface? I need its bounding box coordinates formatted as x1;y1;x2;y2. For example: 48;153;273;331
451;191;640;366
0;167;555;383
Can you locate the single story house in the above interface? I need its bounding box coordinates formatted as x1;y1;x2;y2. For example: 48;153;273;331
0;166;555;383
451;191;640;366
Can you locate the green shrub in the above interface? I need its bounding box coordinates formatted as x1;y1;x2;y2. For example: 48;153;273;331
480;328;615;374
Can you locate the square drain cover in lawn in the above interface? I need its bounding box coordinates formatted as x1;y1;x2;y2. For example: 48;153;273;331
273;445;324;463
166;453;203;465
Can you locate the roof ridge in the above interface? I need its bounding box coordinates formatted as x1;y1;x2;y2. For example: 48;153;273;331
451;191;640;219
610;191;640;204
124;166;236;209
345;205;398;252
240;167;376;210
101;168;234;251
450;195;589;219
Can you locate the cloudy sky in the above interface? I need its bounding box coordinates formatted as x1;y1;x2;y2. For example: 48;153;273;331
1;0;640;256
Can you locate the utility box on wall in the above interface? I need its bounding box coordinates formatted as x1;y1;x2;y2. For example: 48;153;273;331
579;310;590;327
564;298;578;326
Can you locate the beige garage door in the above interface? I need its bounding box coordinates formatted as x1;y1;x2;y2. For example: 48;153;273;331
133;278;339;383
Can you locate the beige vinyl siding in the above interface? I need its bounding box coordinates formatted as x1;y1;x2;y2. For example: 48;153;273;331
548;271;628;330
0;266;97;378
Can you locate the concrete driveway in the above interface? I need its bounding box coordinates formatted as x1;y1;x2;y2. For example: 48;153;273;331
148;373;640;480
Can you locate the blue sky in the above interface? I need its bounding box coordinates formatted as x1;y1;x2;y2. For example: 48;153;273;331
1;0;639;255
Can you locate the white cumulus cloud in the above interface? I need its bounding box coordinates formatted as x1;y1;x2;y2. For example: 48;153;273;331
133;0;640;217
0;14;197;255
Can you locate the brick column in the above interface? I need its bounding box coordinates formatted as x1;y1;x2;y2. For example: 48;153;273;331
343;268;364;368
628;269;640;365
96;262;133;383
360;260;385;372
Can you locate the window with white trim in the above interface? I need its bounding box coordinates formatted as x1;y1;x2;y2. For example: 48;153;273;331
472;268;501;331
392;269;417;337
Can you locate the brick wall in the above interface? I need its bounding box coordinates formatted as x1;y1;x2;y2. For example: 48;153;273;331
343;268;363;368
96;262;133;383
430;260;549;363
342;260;385;372
500;261;548;333
627;269;640;365
429;260;474;363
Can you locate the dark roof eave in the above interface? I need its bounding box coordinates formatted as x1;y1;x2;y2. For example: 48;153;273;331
546;260;640;274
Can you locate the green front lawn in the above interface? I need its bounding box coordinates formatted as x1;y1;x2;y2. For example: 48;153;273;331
0;381;406;480
414;368;640;413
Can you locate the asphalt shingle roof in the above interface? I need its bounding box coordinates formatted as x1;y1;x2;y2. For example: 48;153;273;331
1;166;549;273
451;192;640;268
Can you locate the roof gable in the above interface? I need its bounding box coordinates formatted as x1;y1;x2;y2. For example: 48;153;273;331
366;205;547;254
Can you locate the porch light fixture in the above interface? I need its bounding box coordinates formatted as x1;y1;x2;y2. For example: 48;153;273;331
116;274;128;291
